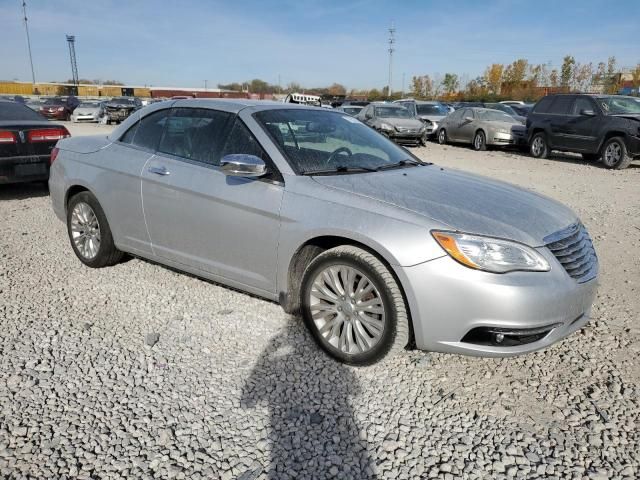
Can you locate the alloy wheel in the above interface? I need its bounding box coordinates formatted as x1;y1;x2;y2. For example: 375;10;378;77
308;265;385;355
532;137;544;156
70;202;101;260
474;133;484;150
604;142;621;165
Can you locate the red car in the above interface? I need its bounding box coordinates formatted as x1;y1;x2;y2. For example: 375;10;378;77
39;96;80;121
0;100;70;184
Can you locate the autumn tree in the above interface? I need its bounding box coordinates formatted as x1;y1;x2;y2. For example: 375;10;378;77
549;69;559;87
632;64;640;87
410;75;434;99
327;83;347;96
484;64;503;94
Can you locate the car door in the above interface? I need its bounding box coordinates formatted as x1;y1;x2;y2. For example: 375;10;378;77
547;95;574;148
141;107;284;295
565;96;600;152
443;109;463;140
456;108;476;143
99;108;172;256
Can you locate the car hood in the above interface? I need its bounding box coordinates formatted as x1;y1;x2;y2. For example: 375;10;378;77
379;117;424;128
105;102;135;109
311;166;577;246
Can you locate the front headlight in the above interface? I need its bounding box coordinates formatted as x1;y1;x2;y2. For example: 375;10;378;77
380;123;393;130
496;127;510;134
432;231;550;273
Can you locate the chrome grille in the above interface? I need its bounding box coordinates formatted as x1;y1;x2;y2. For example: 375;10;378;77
544;223;598;283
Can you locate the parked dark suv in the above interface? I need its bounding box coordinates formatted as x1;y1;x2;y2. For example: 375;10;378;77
527;94;640;169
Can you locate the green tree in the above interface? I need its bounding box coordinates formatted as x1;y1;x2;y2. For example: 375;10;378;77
441;73;459;95
560;55;575;87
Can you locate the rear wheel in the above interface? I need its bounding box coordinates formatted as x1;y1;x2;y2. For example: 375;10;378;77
601;137;632;169
301;246;409;366
530;132;549;159
438;129;447;145
67;191;123;268
473;130;487;151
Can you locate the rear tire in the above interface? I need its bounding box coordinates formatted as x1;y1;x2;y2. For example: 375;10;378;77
473;130;487;151
530;132;549;159
300;246;409;366
67;191;123;268
601;137;632;169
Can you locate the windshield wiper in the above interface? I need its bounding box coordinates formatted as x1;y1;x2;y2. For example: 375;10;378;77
302;165;377;175
374;159;431;171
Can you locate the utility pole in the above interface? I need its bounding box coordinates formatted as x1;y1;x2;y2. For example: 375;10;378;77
387;22;395;98
22;1;36;90
402;72;406;97
66;35;79;94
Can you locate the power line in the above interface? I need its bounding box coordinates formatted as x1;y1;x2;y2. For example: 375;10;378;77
387;22;395;97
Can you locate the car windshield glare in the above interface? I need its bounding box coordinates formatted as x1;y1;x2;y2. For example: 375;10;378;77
478;110;517;123
375;106;412;118
79;102;100;108
599;96;640;115
255;109;421;175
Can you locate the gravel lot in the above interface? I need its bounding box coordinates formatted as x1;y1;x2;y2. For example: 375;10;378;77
1;121;638;479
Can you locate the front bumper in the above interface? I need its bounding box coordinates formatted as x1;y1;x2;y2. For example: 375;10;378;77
487;131;516;146
72;114;100;122
421;121;439;136
625;134;640;157
40;110;66;120
395;248;598;357
0;155;50;184
106;109;134;121
385;129;425;144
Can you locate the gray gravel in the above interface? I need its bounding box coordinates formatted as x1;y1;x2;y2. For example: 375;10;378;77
0;132;639;479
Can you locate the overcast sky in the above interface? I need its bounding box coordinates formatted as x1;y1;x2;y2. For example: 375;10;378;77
1;0;638;90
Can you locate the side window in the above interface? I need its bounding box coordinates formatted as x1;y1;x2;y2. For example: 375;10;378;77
120;109;171;150
549;96;574;115
158;108;234;164
533;96;554;114
573;97;594;115
462;108;473;119
221;118;281;181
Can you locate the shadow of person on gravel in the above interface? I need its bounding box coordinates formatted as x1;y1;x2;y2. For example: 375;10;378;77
241;319;375;480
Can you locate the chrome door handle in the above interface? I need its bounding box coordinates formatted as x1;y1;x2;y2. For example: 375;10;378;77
148;166;170;176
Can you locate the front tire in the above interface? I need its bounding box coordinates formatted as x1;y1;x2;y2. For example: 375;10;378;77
601;137;632;169
530;132;549;159
473;130;487;151
67;191;123;268
438;129;447;145
300;246;409;366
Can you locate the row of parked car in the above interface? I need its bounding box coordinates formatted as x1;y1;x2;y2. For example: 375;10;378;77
1;95;144;124
332;94;639;170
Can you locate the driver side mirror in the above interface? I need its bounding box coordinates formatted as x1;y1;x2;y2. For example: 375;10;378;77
463;116;474;123
220;154;266;177
580;109;596;116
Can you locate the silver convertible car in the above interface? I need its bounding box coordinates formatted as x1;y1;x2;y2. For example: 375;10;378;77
49;99;599;365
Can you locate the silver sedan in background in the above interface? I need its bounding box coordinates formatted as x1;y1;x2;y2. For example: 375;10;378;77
49;100;598;365
71;101;105;123
437;107;521;150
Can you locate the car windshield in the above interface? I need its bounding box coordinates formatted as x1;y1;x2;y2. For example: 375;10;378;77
416;104;448;115
43;98;64;105
255;109;424;175
343;107;362;115
375;106;412;118
79;102;100;108
598;96;640;115
487;103;516;115
0;102;47;121
111;98;135;104
477;110;517;123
